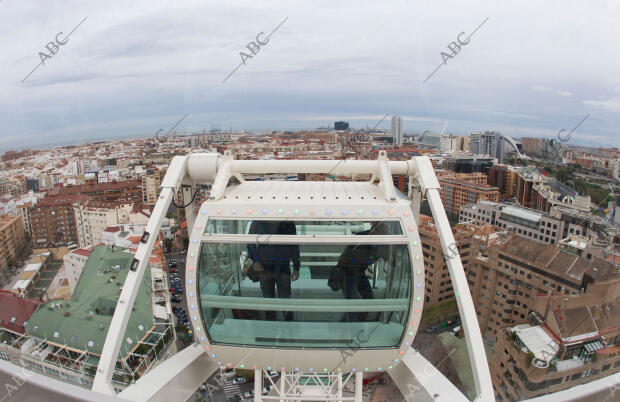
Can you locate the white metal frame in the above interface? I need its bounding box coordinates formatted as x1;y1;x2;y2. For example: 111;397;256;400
91;152;494;401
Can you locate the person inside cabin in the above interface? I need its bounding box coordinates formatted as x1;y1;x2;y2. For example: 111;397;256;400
337;221;388;321
247;221;300;321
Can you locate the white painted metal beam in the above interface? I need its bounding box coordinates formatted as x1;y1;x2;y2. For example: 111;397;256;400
118;344;218;402
426;189;494;402
93;156;188;394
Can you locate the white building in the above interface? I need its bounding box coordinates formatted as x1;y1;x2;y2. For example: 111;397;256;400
391;115;403;146
62;248;91;294
73;200;135;248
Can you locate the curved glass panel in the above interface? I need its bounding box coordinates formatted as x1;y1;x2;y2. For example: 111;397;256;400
198;240;412;348
205;219;404;236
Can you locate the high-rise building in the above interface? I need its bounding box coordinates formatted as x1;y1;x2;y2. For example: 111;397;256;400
470;131;520;164
520;137;541;155
334;121;349;131
391;115;403;146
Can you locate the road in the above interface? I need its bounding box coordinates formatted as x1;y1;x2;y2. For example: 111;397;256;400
165;251;192;347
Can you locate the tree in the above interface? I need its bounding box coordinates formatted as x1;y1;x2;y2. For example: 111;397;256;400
526;351;535;367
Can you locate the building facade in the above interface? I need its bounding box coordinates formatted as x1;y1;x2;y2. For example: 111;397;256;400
0;214;27;280
466;234;617;342
73;200;134;247
142;167;167;206
391;115;403;147
438;176;499;216
418;215;474;304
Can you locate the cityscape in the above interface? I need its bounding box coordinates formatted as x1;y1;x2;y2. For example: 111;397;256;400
0;122;618;401
1;1;620;402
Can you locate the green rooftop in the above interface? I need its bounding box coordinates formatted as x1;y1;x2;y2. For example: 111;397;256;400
26;246;155;358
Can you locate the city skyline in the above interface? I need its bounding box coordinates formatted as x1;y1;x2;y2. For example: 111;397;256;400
1;0;620;152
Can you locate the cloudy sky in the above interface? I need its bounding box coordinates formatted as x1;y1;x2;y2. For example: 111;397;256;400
1;0;619;152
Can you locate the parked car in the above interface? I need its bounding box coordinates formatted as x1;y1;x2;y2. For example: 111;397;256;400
262;386;271;395
450;326;461;337
265;370;278;378
171;295;182;303
168;268;177;274
174;289;183;295
424;326;439;334
242;391;254;398
232;376;247;385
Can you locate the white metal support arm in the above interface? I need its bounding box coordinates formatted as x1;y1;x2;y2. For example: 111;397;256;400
407;156;494;402
92;156;189;394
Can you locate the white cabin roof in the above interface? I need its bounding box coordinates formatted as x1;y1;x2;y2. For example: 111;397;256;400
220;181;407;204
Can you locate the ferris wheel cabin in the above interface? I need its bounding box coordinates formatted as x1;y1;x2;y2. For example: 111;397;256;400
186;179;424;372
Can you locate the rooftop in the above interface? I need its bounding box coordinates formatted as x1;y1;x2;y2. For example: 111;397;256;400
498;235;618;285
0;290;41;334
501;205;542;223
513;324;559;365
220;180;409;204
25;246;154;358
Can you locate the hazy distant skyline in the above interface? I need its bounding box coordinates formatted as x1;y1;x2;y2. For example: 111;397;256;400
2;0;620;152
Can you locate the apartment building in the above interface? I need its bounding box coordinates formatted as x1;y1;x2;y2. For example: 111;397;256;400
467;234;618;342
0;214;27;278
62;247;91;294
30;194;84;247
438;175;499;216
418;215;474;304
532;180;591;213
514;171;545;209
29;180;142;247
487;165;520;200
141;166;167;206
0;178;24;198
459;202;566;246
490;272;620;400
73;199;134;247
47;179;142;204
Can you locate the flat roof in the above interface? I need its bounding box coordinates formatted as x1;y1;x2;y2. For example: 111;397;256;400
502;206;542;222
24;263;42;272
12;279;31;291
26;246;154;358
515;325;559;364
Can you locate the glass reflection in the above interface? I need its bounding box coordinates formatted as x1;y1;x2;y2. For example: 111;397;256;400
198;236;412;348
